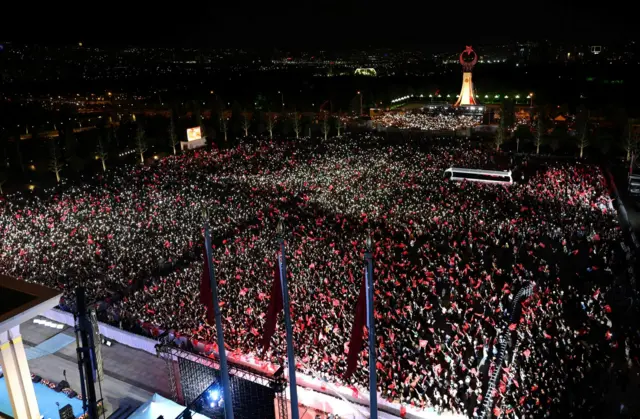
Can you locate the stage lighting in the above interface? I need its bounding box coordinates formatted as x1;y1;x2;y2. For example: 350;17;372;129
211;389;220;401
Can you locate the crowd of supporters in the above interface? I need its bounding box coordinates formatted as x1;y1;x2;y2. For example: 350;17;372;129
0;134;637;418
372;111;481;131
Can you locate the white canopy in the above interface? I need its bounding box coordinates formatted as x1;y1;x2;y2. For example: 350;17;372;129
128;393;209;419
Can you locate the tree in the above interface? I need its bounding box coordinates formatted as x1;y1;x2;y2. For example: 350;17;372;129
501;99;516;128
623;121;639;162
97;135;108;172
266;111;275;139
576;107;590;158
321;113;330;141
494;124;505;151
534;117;545;155
220;117;228;143
169;112;179;155
64;124;85;173
49;139;64;183
242;112;250;137
230;101;243;137
0;171;6;195
514;124;532;142
493;116;509;151
293;111;301;139
596;129;613;155
135;125;147;164
193;101;204;133
334;116;342;136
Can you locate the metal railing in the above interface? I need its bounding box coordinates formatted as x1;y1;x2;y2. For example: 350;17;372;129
480;282;533;418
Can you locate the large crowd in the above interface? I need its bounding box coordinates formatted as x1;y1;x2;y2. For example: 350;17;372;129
372;111;481;131
0;134;638;418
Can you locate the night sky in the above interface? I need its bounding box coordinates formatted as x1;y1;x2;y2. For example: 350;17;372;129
1;0;633;47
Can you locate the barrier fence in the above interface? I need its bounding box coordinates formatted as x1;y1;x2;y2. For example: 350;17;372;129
480;283;534;419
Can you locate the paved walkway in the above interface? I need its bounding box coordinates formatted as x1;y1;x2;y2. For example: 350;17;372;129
24;334;76;361
20;317;171;417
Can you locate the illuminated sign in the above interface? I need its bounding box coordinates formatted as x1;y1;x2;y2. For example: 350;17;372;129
186;127;202;142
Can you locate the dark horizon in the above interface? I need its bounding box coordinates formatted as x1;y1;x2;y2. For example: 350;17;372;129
1;0;634;48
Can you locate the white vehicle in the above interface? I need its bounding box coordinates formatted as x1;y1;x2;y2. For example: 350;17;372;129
444;167;513;184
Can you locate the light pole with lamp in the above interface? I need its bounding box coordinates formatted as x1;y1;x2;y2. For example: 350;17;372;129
364;234;377;419
276;219;300;419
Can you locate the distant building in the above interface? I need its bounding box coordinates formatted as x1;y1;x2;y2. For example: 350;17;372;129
354;68;377;77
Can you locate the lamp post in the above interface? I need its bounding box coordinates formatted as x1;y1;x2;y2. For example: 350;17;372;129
203;209;234;419
364;235;377;419
529;92;534;108
357;91;363;116
276;219;300;419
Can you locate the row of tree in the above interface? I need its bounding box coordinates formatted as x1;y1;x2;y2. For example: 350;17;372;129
493;105;640;161
2;101;639;191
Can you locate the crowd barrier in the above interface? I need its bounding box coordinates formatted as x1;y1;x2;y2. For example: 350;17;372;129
605;169;638;289
481;283;534;419
42;307;466;419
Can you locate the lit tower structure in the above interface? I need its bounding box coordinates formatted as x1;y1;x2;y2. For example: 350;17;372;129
453;46;479;107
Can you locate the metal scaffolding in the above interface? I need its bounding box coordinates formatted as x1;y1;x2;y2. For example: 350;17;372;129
157;344;288;419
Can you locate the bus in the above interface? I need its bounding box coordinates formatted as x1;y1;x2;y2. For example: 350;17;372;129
629;174;640;197
444;167;513;184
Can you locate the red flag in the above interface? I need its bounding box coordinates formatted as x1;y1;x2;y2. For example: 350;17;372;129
344;275;367;379
199;247;215;325
261;257;283;353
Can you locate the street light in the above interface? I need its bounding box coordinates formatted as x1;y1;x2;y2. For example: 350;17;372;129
357;91;363;116
529;92;534;107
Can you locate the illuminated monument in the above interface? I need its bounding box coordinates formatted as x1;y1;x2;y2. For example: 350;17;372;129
453;46;479;107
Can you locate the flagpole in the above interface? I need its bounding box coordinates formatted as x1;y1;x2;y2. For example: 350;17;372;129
203;209;234;419
364;235;378;419
276;219;300;419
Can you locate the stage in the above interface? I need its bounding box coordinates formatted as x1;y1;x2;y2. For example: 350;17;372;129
0;378;84;419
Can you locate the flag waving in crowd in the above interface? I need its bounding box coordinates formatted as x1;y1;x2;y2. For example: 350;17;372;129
345;274;367;379
262;254;283;353
199;245;215;325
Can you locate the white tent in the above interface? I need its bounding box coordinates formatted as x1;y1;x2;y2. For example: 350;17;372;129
128;393;209;419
